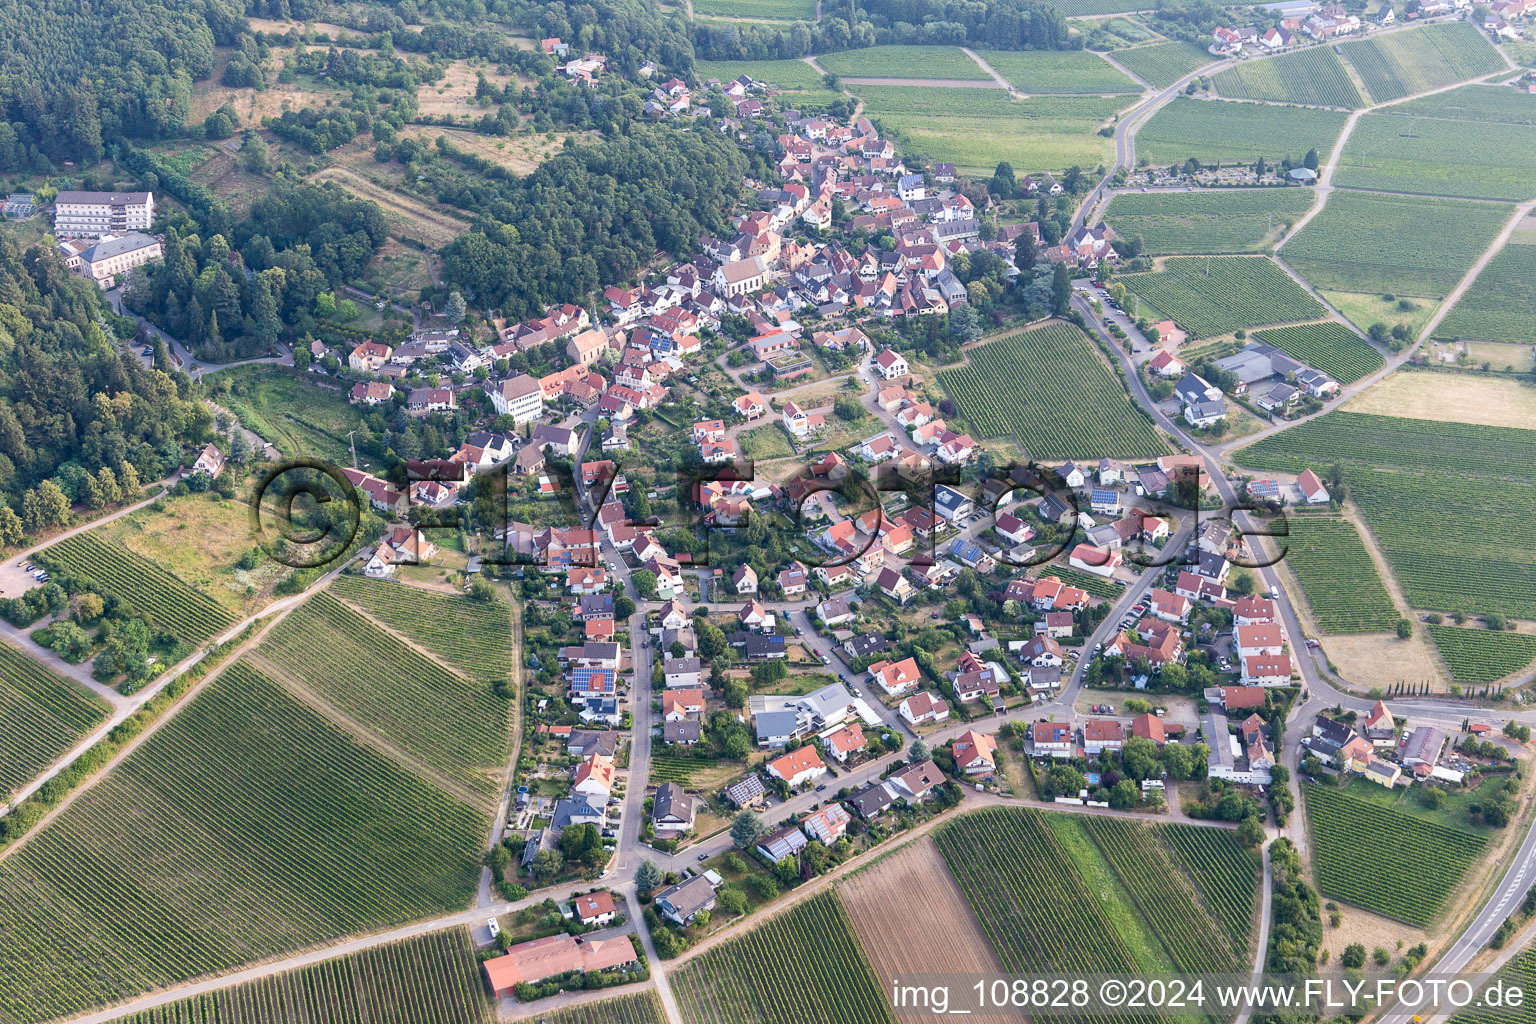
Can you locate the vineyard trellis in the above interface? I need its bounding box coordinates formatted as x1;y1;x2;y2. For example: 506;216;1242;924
1428;625;1536;684
0;640;111;796
508;990;668;1024
1303;783;1486;926
329;575;513;685
1119;257;1326;339
1279;515;1400;634
1153;823;1261;954
1212;47;1364;108
1252;323;1384;385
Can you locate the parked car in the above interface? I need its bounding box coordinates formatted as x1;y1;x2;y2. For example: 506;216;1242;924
1306;638;1321;649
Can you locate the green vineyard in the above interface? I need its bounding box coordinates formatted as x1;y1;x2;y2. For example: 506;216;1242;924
1435;236;1536;344
671;891;896;1024
0;640;110;796
1135;98;1349;168
1046;566;1123;599
1154;823;1261;954
1340;22;1505;103
1081;817;1243;974
1234;411;1536;479
1304;783;1486;926
254;591;514;803
1252;322;1385;384
1120;256;1325;338
40;531;235;646
1280;515;1400;634
110;930;491;1024
1212;47;1364;108
1336;110;1536;201
1428;625;1536;684
0;662;485;1024
1451;945;1536;1024
330;575;513;685
978;48;1141;94
510;990;668;1024
1110;41;1214;89
937;320;1168;460
1105;188;1315;255
649;756;706;784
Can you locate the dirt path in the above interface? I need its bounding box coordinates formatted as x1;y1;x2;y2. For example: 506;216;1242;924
835;75;1004;88
1097;49;1153;91
328;592;474;683
308;166;469;248
960;46;1015;91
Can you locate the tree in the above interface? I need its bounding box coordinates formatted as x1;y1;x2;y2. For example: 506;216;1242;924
0;502;23;547
242;132;273;175
1108;779;1138;809
723;679;748;708
444;291;467;323
990;161;1016;198
1236;816;1266;849
635;858;664;892
1304;148;1319;171
530;848;563;878
1395;618;1412;640
22;481;72;532
730;809;769;848
1014;230;1037;272
1121;736;1160;781
614;595;636;619
909;740;930;763
1340;944;1367;969
1050;264;1072;316
716;886;748;916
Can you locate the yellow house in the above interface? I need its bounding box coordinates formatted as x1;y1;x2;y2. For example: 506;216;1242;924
1365;758;1402;788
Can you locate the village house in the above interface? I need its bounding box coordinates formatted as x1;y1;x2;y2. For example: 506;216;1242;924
767;745;829;788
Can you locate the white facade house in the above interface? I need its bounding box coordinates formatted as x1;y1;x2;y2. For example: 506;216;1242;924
53;191;154;238
486;374;545;423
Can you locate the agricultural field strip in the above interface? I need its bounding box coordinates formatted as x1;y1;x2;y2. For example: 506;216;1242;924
977;48;1142;94
1103;188;1315;255
40;532;236;646
0;641;112;797
1427;625;1536;685
507;990;667;1024
1334;110;1536;201
1303;783;1485;926
0;662;484;1024
1110;41;1215;89
936;320;1168;460
1339;22;1506;104
1433;230;1536;343
1277;515;1400;634
1212;47;1364;108
1251;322;1384;384
1134;98;1350;173
1119;256;1325;338
328;576;512;685
819;45;992;81
1153;823;1261;954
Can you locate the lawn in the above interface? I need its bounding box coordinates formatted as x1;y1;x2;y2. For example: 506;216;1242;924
819;45;990;81
978;48;1141;93
937;320;1169;460
1340;21;1505;103
1335;109;1536;201
857;86;1123;173
1304;782;1486;926
1251;322;1384;383
1278;514;1400;634
1111;41;1216;88
1105;188;1315;254
209;364;369;464
693;0;816;19
1435;234;1536;342
0;640;111;798
1322;289;1439;341
1428;625;1536;684
695;59;826;91
1282;190;1513;298
1119;256;1325;338
0;662;485;1024
1212;47;1365;108
739;423;796;459
1135;97;1349;168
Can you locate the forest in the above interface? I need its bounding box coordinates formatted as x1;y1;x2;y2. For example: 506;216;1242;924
440;125;748;318
0;235;212;537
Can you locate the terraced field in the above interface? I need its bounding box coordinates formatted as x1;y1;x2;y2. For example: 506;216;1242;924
0;662;484;1024
820;45;989;81
40;532;237;647
253;591;513;803
1340;22;1505;102
978;48;1141;94
1111;41;1214;88
1212;47;1364;107
1304;783;1485;926
1335;109;1536;200
1283;190;1513;297
329;575;512;685
1136;97;1349;168
1434;234;1536;343
109;931;492;1024
1280;514;1400;634
1105;188;1314;254
937;320;1169;459
1252;322;1384;384
1119;256;1325;338
1428;625;1536;684
0;641;110;797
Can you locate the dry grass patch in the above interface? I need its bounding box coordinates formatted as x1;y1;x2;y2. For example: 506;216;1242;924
399;125;582;174
840;837;1011;1024
1318;904;1428;966
189;51;350;124
1322;633;1447;692
308;165;470;248
415;60;529;119
1344;371;1536;431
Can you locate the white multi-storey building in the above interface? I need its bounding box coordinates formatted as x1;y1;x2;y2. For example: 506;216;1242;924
53;191;155;238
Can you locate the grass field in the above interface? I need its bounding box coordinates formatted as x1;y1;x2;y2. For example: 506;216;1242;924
1105;188;1314;254
977;48;1141;93
1212;47;1365;108
329;575;512;686
820;45;990;80
1344;370;1536;431
739;423;796;459
253;592;513;804
1304;782;1485;926
937;321;1169;460
213;364;369;464
0;640;110;797
1340;22;1505;103
1282;190;1512;297
309;165;470;248
1111;41;1214;88
1252;322;1384;383
1154;823;1261;955
0;662;484;1024
857;86;1123;173
671;890;895;1024
511;991;667;1024
1428;625;1536;684
1135;97;1350;168
40;531;237;647
1119;256;1325;337
1279;514;1400;634
1235;412;1536;619
1335;110;1536;201
1434;233;1536;342
111;930;492;1024
696;59;826;91
695;0;815;17
1323;288;1439;340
